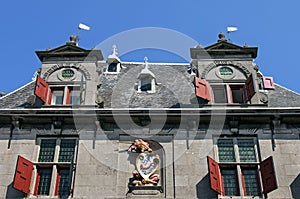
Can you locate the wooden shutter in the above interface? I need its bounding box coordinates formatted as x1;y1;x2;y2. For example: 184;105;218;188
263;76;275;90
66;87;71;105
13;155;34;194
34;76;49;103
260;156;277;194
243;74;256;102
195;77;211;101
241;173;247;196
207;156;222;194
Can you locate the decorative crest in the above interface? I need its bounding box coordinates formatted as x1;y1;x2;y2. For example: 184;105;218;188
128;139;160;186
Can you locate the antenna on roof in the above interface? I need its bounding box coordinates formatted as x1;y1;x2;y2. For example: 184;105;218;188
227;26;238;42
76;23;91;46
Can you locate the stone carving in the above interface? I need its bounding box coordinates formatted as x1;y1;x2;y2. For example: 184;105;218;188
128;139;152;153
129;140;160;186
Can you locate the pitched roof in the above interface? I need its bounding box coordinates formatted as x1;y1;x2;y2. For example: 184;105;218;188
1;63;300;109
0;81;36;109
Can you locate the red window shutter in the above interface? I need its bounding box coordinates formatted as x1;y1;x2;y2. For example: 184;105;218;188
34;76;49;103
243;74;256;102
34;171;40;196
13;155;34;194
66;87;71;105
241;173;247;196
54;169;61;196
207;156;222;195
263;76;275;90
48;89;53;105
195;77;211;101
260;156;278;194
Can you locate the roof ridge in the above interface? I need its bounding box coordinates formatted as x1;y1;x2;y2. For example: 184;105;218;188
0;80;35;100
275;83;300;96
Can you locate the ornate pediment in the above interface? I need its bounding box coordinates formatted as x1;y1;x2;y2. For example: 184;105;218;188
205;41;243;50
36;37;103;62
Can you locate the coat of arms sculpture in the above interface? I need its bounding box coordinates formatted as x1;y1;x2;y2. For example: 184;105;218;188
128;139;160;186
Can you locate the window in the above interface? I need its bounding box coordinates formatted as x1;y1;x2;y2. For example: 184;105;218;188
48;86;81;105
34;138;77;197
211;84;244;104
217;138;260;196
140;77;152;91
106;63;121;73
207;137;278;198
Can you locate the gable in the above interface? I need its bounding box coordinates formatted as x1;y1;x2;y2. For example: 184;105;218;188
190;41;258;59
36;43;103;62
205;41;243;50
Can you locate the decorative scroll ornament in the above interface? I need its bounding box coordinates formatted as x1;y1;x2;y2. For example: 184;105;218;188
129;139;160;186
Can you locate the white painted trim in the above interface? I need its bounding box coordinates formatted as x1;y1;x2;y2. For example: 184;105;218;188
0;80;35;100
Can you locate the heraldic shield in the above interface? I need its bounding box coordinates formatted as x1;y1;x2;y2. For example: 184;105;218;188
136;152;160;180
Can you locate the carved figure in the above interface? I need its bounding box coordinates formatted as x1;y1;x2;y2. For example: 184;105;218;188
132;170;143;186
142;173;160;185
128;139;152;153
132;170;160;186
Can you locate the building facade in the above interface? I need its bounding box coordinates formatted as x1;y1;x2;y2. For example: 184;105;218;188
1;33;300;199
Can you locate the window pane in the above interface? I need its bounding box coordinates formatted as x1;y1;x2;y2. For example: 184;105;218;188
38;168;52;195
58;139;76;162
230;85;244;103
238;139;256;162
221;169;239;196
212;85;227;103
107;63;117;72
141;78;151;91
39;140;56;162
218;139;235;162
242;169;260;196
58;169;71;196
70;90;80;105
52;90;64;105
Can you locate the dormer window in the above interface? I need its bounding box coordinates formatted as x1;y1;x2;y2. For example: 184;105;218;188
48;86;81;105
140;77;152;91
106;63;121;73
105;45;121;74
137;57;156;93
34;76;83;106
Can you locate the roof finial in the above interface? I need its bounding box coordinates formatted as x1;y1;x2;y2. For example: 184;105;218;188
144;57;148;69
112;45;118;56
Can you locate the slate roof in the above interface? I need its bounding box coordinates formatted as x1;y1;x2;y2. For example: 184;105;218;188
1;63;300;109
0;81;36;109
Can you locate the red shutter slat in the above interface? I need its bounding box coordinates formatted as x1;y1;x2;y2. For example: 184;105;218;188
207;156;222;194
13;155;34;194
260;156;278;194
241;172;247;196
34;76;49;103
195;77;211;101
243;74;256;102
263;76;275;90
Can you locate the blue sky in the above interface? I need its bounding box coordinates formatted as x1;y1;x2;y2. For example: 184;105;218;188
1;1;300;94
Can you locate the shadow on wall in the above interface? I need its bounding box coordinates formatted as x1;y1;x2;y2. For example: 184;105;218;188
5;182;25;199
196;174;217;199
291;173;300;199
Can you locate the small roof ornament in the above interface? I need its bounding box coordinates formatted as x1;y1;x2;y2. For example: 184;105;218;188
107;44;121;64
218;32;227;42
67;35;78;45
144;57;149;69
139;57;155;78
